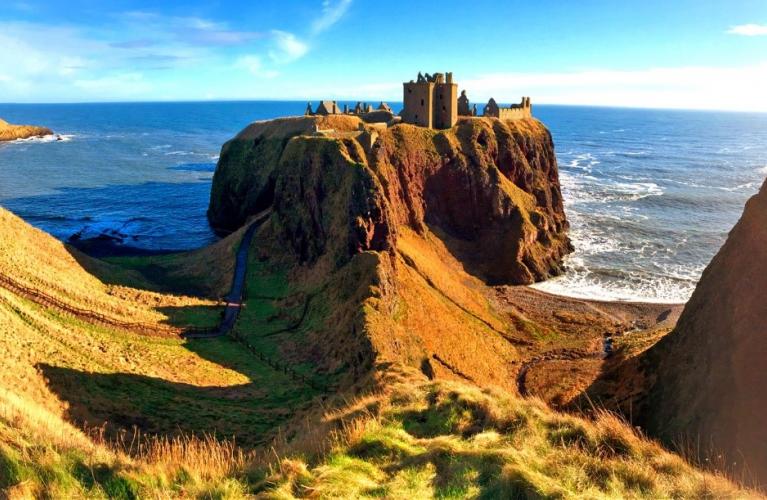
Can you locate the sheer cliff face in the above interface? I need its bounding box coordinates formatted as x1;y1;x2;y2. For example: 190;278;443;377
208;115;571;285
640;180;767;481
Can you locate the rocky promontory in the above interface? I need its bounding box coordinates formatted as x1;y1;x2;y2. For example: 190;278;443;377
209;114;571;285
0;118;52;142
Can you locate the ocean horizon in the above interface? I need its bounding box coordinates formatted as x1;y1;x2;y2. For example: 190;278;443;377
2;101;766;303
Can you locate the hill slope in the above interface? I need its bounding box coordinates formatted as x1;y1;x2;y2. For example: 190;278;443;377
638;179;767;484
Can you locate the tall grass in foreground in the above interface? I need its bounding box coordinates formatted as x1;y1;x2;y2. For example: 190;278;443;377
2;369;761;498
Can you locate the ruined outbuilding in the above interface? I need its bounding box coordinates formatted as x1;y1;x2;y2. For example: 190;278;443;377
483;96;532;120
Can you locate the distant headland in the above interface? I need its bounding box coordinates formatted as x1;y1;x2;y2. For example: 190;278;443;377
305;71;532;129
0;117;53;142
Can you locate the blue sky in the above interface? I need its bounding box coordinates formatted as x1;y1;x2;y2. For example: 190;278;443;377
1;0;767;110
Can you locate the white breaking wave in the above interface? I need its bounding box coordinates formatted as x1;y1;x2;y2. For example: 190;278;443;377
758;165;767;175
719;181;759;192
9;134;74;144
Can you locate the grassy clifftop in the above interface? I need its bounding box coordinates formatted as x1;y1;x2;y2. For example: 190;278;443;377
208;115;570;285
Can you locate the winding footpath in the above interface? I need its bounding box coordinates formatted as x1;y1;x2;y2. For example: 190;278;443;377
184;209;272;339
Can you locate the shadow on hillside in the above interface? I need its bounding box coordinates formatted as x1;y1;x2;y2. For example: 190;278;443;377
38;352;316;447
155;304;224;330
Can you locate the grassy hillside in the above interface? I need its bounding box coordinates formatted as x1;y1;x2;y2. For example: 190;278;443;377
0;207;326;497
0;206;756;498
260;368;750;499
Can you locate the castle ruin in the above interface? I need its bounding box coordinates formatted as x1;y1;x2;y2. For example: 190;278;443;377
483;96;532;120
305;72;533;130
401;72;458;129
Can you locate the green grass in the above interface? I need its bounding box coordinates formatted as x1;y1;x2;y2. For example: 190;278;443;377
158;304;224;329
231;251;339;391
42;335;316;447
104;253;203;294
257;375;747;499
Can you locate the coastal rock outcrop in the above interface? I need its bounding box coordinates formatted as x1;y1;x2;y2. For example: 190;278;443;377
208;114;570;285
638;179;767;482
0;118;52;141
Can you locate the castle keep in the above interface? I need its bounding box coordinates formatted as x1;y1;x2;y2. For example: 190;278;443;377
306;72;533;130
401;72;458;129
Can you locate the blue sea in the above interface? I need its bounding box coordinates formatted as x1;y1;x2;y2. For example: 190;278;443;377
1;102;766;303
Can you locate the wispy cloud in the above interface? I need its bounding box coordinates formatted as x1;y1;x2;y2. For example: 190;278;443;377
115;12;265;47
268;30;309;63
312;0;353;34
727;24;767;36
235;55;280;78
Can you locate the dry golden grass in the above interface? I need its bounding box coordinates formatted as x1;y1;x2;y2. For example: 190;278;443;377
0;207;217;324
0;118;52;141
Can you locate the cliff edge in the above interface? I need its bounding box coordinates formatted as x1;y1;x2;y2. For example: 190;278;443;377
0;118;52;142
208;114;571;285
639;179;767;483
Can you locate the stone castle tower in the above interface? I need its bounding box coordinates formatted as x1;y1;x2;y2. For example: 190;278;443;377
401;72;458;129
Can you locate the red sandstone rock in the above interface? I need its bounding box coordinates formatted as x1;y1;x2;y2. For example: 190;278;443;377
639;179;767;483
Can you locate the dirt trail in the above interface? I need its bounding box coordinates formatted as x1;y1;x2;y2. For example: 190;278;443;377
183;209;272;339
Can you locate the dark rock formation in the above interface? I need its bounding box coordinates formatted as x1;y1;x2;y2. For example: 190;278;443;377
639;179;767;483
208;114;571;285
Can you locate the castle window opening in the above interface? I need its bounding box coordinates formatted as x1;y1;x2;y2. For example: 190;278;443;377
421;99;424;106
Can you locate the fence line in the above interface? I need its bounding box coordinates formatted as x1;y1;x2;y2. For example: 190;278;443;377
0;274;217;337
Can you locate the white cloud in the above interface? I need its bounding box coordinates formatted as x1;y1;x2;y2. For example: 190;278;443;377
73;72;152;97
727;24;767;36
312;0;353;34
268;31;309;63
235;55;280;78
460;64;767;112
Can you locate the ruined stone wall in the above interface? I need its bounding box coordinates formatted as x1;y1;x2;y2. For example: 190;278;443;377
498;107;531;121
